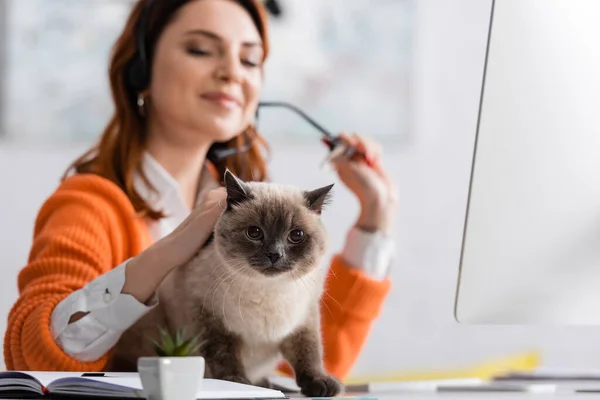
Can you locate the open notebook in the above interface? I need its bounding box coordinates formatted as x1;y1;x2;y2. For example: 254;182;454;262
0;372;287;399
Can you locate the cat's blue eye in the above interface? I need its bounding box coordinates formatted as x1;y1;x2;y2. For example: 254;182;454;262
246;226;263;240
288;229;305;244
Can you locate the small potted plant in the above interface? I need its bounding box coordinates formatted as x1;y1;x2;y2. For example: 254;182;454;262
138;327;205;400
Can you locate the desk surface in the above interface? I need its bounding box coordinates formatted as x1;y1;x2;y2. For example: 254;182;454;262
289;394;596;400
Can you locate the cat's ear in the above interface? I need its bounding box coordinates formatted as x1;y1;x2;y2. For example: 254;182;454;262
304;183;334;215
224;169;251;209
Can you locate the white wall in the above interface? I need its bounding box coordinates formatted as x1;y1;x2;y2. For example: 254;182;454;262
3;0;600;376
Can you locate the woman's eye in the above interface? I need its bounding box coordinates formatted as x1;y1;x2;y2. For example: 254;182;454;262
246;226;264;240
242;59;259;68
187;48;210;56
288;229;305;244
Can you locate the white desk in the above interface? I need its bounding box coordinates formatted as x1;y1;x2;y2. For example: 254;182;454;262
292;394;600;400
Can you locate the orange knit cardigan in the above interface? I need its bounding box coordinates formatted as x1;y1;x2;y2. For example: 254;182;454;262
4;173;391;379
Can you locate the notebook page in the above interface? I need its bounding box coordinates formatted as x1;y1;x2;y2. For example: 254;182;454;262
42;374;285;399
27;372;87;388
0;371;47;394
47;375;142;394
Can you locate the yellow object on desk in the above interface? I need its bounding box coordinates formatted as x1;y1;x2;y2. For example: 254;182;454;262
342;351;540;385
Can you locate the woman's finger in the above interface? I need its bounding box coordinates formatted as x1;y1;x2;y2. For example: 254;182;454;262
351;132;383;162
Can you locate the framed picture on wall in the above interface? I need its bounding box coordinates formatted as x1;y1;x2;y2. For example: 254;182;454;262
1;0;414;146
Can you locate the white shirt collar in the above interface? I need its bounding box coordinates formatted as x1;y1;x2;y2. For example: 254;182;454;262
135;152;180;208
133;152;221;241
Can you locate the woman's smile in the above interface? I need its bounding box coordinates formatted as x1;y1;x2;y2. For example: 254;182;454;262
200;91;241;110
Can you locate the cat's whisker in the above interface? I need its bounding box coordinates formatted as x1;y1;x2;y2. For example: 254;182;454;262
297;272;337;318
210;268;230;289
206;267;231;293
306;272;343;311
200;260;249;318
328;268;339;280
208;260;246;309
319;295;335;318
238;275;251;326
290;270;303;295
207;257;245;289
209;265;241;311
320;290;342;312
292;270;309;291
292;270;313;299
309;278;333;318
222;264;246;327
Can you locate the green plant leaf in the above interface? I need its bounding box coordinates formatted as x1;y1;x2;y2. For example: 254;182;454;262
188;342;202;356
188;335;205;355
160;327;176;355
175;328;186;347
148;326;205;357
150;338;165;357
173;334;203;357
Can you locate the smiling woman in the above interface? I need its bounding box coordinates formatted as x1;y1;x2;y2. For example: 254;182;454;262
4;0;397;385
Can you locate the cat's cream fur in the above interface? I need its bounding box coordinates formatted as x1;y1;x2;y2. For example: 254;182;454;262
111;171;342;397
160;247;325;382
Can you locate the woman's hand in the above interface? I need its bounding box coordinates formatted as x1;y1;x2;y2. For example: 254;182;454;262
159;187;227;267
122;187;227;304
329;133;398;234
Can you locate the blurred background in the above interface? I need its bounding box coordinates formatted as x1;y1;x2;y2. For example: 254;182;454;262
1;0;598;378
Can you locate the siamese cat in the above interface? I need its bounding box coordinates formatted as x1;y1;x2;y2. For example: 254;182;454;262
110;170;342;398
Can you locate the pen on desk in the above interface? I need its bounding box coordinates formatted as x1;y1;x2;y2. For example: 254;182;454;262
344;380;557;394
437;384;556;393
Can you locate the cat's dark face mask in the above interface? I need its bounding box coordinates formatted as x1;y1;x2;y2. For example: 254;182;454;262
214;170;333;279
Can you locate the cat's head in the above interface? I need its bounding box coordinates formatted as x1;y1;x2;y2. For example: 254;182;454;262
213;170;333;279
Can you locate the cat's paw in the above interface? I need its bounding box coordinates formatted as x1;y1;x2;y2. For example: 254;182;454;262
299;375;343;398
221;375;252;385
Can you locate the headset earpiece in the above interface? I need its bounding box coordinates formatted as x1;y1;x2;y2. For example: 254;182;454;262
126;0;154;94
127;58;148;93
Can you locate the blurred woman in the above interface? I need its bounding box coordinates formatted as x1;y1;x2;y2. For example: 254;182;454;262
4;0;397;379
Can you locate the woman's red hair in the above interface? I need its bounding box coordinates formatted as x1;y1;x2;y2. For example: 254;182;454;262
65;0;270;220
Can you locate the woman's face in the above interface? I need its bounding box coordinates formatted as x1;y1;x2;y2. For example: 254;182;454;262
148;0;264;146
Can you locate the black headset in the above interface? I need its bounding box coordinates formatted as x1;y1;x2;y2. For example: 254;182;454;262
125;0;338;164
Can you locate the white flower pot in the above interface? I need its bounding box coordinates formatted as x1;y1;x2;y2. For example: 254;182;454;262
138;356;205;400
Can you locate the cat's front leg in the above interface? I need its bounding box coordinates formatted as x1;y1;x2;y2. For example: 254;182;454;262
196;312;251;385
279;325;343;398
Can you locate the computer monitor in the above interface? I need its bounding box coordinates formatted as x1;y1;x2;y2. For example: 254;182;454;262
455;0;600;324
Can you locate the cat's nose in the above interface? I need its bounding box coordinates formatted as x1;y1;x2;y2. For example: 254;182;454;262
266;251;282;264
